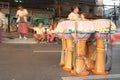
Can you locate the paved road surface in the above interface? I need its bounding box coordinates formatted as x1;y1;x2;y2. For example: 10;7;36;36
0;42;120;80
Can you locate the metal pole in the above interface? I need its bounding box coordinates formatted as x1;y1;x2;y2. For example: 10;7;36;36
58;0;61;19
8;2;10;32
114;3;117;25
58;5;61;19
103;5;105;17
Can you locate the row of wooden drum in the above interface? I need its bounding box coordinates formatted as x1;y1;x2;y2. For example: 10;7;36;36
55;19;116;76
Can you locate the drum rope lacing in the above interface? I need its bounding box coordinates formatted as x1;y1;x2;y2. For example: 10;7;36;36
72;40;88;74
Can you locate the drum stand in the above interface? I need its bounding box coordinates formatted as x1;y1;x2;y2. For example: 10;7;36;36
71;40;89;76
59;38;67;67
62;39;73;72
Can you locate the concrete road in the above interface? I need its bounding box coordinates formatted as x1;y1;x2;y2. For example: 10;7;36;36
0;43;120;80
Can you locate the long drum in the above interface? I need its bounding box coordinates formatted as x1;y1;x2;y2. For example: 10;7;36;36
92;19;116;75
56;20;95;76
56;19;116;76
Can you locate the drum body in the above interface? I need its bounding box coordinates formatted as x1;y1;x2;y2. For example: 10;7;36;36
56;21;74;71
56;19;116;76
69;21;95;76
92;19;116;75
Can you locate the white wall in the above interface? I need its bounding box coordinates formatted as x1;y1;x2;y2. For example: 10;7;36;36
103;0;119;5
94;0;103;16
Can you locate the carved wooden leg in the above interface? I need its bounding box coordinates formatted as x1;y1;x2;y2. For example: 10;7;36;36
63;39;73;71
92;39;108;75
71;40;89;76
86;40;94;70
59;38;67;67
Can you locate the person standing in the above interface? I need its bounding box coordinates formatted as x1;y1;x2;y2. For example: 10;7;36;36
60;5;81;72
16;4;28;39
0;9;5;42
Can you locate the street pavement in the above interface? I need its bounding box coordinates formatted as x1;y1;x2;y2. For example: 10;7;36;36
0;33;120;80
0;43;63;80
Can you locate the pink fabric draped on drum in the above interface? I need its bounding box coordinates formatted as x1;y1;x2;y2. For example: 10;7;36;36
93;19;116;32
56;20;95;33
55;20;95;40
18;22;28;36
94;32;108;39
93;19;116;39
72;33;91;40
57;33;73;39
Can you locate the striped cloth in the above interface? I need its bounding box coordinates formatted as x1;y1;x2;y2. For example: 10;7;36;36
18;22;28;36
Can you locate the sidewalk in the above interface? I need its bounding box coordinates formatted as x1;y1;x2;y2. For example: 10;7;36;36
2;32;58;44
2;31;120;45
2;32;33;39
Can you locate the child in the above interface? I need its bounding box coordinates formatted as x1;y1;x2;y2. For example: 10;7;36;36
30;23;45;41
47;24;56;43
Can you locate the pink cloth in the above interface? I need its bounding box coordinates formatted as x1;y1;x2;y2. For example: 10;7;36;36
57;33;63;39
111;33;120;42
71;33;91;40
18;22;28;36
94;32;108;39
56;19;116;33
47;34;56;42
56;20;94;40
56;20;95;32
93;19;116;30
